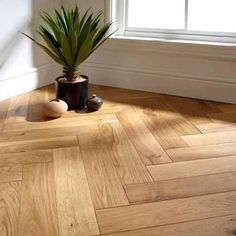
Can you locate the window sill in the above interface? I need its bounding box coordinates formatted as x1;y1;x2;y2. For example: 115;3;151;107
112;35;236;47
103;35;236;60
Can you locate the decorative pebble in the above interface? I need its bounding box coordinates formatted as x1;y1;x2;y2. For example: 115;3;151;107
43;99;68;118
86;94;103;111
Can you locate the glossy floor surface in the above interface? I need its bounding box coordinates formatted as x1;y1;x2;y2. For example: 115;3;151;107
0;84;236;236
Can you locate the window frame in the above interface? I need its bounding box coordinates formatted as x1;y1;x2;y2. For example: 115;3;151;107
112;0;236;44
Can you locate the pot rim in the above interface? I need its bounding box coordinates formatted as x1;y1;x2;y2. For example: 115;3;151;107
55;75;88;84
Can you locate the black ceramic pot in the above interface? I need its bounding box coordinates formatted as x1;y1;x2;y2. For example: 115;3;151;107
55;75;88;110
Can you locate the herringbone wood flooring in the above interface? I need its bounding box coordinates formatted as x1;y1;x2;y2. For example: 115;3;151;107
0;84;236;236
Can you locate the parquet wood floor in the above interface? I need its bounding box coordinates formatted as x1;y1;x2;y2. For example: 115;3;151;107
0;84;236;236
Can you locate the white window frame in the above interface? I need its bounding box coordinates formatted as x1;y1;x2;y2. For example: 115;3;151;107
110;0;236;44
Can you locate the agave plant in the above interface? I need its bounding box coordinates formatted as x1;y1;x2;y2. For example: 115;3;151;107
23;5;114;82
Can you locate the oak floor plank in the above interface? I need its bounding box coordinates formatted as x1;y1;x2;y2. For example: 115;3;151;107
90;87;161;101
166;143;236;162
5;92;29;124
163;95;216;125
3;113;118;132
89;84;116;93
216;103;236;113
1;84;236;235
26;112;49;122
116;111;171;165
0;150;52;167
79;148;129;209
18;163;58;236
0;99;10;131
78;123;152;184
0;182;21;236
100;100;133;113
132;98;188;149
196;122;236;133
0;136;78;154
28;86;49;114
132;98;192;149
53;147;99;236
99;123;152;184
209;112;236;124
148;156;236;181
183;131;236;146
124;172;236;204
101;215;236;236
0;166;22;184
149;97;200;136
77;124;119;149
97;191;236;234
0;125;98;143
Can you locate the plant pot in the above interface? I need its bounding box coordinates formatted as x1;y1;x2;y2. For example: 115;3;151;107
55;75;88;110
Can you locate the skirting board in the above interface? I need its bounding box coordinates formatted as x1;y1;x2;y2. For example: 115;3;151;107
0;63;61;101
82;62;236;104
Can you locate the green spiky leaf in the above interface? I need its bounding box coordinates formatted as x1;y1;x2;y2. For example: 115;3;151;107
22;5;115;81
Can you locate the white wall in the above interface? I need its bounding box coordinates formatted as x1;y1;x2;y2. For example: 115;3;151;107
65;0;236;104
0;0;62;101
63;0;104;13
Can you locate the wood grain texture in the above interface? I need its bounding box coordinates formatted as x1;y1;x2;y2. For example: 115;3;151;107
3;113;118;132
18;163;58;236
150;97;200;136
97;191;236;234
148;156;236;181
0;182;21;236
78;123;152;184
0;166;22;184
209;111;236;123
196;122;236;133
99;100;133;114
124;172;236;204
90;87;161;101
0;150;52;167
166;143;236;162
53;147;99;236
0;136;78;154
0;125;101;143
106;123;153;184
28;86;49;114
0;84;236;235
101;215;236;236
79;148;129;209
216;103;236;113
5;93;29;124
132;97;188;149
116;111;171;165
163;95;216;125
0;99;10;131
183;131;236;146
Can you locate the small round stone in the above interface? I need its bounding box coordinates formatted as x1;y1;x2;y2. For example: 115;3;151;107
86;94;103;111
43;99;68;118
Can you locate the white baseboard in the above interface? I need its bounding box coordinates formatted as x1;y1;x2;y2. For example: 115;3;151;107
82;62;236;104
0;63;61;101
1;60;235;104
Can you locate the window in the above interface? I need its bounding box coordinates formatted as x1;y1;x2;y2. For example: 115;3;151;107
112;0;236;43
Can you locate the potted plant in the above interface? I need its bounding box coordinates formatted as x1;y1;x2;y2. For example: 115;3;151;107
23;5;114;110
